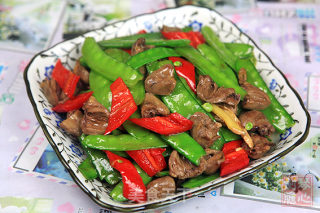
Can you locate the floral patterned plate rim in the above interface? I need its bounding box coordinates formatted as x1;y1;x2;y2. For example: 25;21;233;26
24;5;311;212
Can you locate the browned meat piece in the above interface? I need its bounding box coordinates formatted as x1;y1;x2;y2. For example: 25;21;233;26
203;149;224;175
238;68;271;110
80;96;109;135
141;93;170;118
197;75;240;107
146;176;176;201
60;110;83;137
189;112;222;148
131;38;154;76
145;64;176;95
169;150;206;179
40;78;62;106
161;25;182;32
131;38;146;56
73;60;89;85
239;110;275;136
242;133;273;159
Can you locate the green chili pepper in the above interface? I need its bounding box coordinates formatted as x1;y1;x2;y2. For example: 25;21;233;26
99;39;190;49
110;32;162;41
110;163;152;202
78;157;98;180
126;47;180;69
82;37;143;87
79;135;121;185
235;59;295;132
201;26;237;70
161;133;205;166
197;43;238;83
174;46;247;98
89;72;112;110
182;173;219;188
82;134;167;151
155;170;170;177
105;48;131;62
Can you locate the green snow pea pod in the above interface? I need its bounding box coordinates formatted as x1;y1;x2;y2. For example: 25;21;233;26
79;135;121;185
82;134;167;151
235;59;295;133
126;47;180;69
78;157;98;180
99;39;190;49
82;37;143;87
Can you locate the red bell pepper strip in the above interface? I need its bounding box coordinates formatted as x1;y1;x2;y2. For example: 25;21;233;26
129;112;193;135
161;31;205;48
126;148;166;177
52;91;93;113
222;140;243;155
220;148;249;177
104;77;137;135
105;151;146;202
52;59;80;98
169;57;196;93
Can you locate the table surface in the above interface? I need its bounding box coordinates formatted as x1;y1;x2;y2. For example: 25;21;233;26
0;1;319;213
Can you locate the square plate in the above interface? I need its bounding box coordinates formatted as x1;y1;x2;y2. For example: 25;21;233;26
24;5;310;212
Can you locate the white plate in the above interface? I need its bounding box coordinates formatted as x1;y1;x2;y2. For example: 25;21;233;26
24;5;310;212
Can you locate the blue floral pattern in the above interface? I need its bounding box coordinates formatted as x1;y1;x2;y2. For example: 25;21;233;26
269;79;277;90
189;20;202;31
69;144;84;157
280;128;292;141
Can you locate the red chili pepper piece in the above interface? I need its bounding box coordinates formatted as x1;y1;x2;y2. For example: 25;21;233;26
222;140;243;155
220;149;249;177
52;91;93;113
137;29;147;34
129;112;193;135
126;148;166;177
161;31;205;48
52;59;80;98
169;57;196;93
105;151;146;202
104;77;137;135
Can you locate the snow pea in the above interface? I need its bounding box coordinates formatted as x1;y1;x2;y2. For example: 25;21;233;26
82;134;168;151
235;59;295;133
201;26;237;70
197;43;238;83
89;72;112;110
79;135;121;185
78;157;98;180
82;37;143;87
99;39;190;49
126;47;180;69
224;42;253;59
111;32;162;41
161;133;205;166
182;173;219;188
104;48;131;62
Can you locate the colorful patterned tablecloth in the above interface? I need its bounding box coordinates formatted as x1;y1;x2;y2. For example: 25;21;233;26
0;1;319;212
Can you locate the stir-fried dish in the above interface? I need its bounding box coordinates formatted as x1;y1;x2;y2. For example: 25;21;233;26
40;25;295;203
